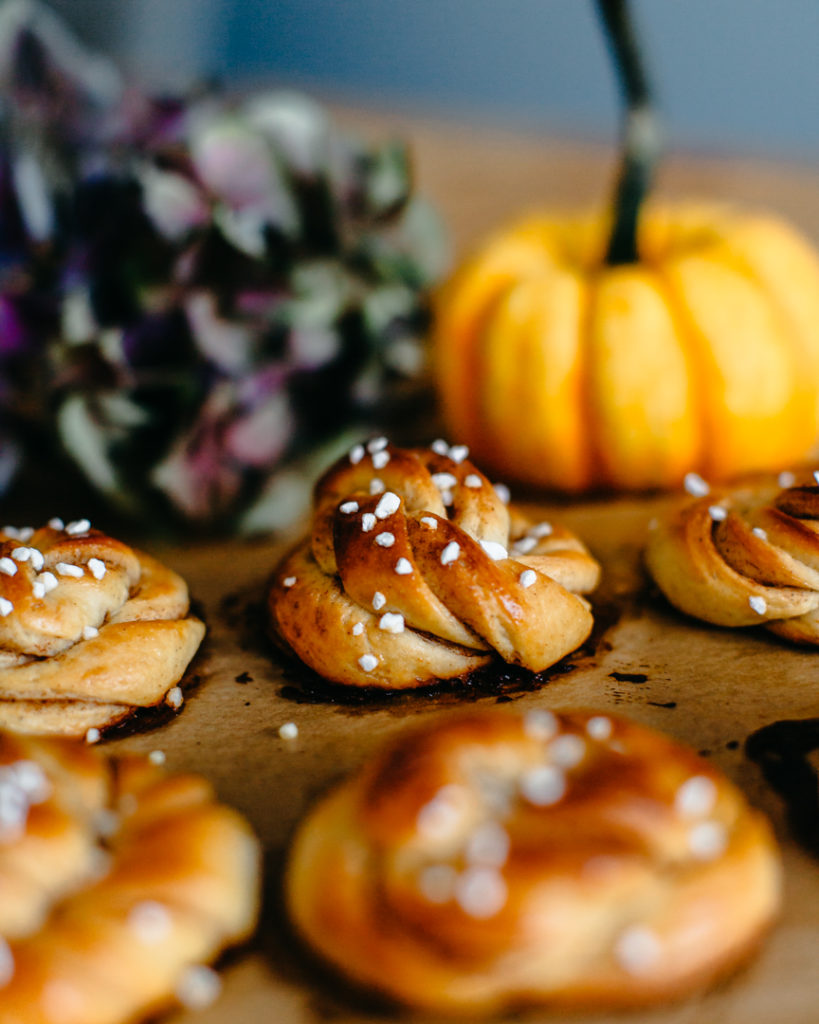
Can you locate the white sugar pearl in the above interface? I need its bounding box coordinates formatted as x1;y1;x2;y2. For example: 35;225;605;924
586;716;612;741
148;750;166;765
440;541;460;566
358;654;378;673
0;598;12;616
455;867;507;919
513;536;537;555
88;558;106;580
0;558;16;576
374;492;401;518
48;518;64;530
367;436;388;453
524;709;559;741
493;482;510;504
431;439;450;456
394;558;412;575
369;478;385;495
519;569;537;588
421;516;438;529
128;900;172;945
749;595;767;615
372;451;390;470
614;925;661;976
351;622;364;636
339;501;359;514
278;722;299;740
675;775;717;820
39;572;58;593
349;444;365;464
166;686;184;709
683;472;709;497
550;734;586;769
688;821;728;860
464;474;483;489
448;445;469;463
361;513;376;532
175;964;222;1011
480;540;507;561
82;626;99;640
56;563;84;578
708;504;727;521
85;727;101;744
374;532;395;547
378;612;405;634
66;519;91;535
520;765;566;806
465;821;510;867
431;472;458;491
372;591;386;611
282;576;297;588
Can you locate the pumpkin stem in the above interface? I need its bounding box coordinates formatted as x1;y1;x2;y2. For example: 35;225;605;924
596;0;663;265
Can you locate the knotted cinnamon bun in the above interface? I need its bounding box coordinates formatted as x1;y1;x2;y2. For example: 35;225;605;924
287;708;781;1013
269;440;600;688
0;519;205;736
0;730;259;1023
646;471;819;642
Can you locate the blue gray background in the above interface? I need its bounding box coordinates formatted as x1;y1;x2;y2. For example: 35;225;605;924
53;0;819;160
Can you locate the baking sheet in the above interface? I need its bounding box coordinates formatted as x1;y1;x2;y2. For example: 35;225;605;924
93;489;819;1024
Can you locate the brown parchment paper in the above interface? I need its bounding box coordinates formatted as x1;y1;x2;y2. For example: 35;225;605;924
96;489;819;1024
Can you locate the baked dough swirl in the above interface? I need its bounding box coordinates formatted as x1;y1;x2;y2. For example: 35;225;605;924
0;730;259;1023
269;440;600;688
0;520;205;736
645;473;819;642
287;709;781;1013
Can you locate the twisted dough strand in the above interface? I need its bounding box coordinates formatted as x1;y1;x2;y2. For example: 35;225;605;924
270;442;600;688
645;472;819;642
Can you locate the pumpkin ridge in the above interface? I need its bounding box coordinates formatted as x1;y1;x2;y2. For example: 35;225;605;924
650;261;716;479
578;270;607;490
705;234;819;449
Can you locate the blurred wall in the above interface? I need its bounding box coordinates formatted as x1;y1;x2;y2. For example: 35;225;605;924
49;0;819;160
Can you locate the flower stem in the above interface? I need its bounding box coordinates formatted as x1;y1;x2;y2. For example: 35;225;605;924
596;0;662;266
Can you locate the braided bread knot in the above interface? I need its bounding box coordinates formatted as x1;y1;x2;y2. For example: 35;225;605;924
646;473;819;642
269;441;600;688
0;730;259;1023
286;709;781;1012
0;520;205;736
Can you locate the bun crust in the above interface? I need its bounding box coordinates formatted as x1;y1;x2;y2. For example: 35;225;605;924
287;709;781;1013
0;730;259;1022
645;474;819;641
269;442;600;688
0;523;205;736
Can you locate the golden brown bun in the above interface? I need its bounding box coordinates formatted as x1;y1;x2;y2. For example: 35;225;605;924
0;521;205;736
645;473;819;641
287;709;781;1014
0;729;260;1023
269;441;600;688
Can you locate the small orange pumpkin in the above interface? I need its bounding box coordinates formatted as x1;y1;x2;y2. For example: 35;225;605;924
435;0;819;493
435;203;819;491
